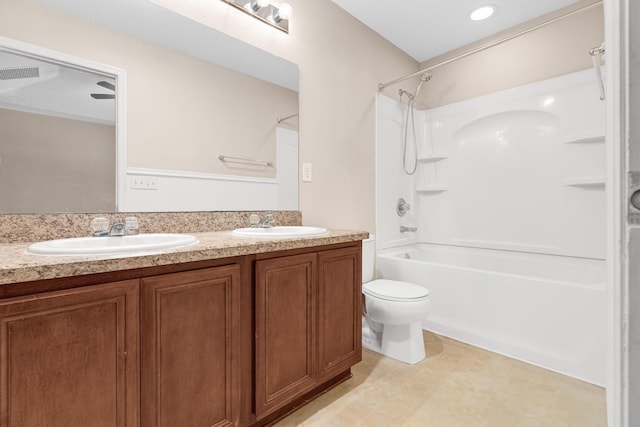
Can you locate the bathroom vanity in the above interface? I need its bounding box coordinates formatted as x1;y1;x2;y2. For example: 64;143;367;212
0;228;366;427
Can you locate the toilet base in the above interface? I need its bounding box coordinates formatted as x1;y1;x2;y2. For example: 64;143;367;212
362;316;426;364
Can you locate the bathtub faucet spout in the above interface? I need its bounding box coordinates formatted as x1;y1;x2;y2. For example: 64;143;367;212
400;226;417;233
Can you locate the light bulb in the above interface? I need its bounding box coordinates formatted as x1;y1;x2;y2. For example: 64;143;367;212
247;0;269;12
470;5;495;21
278;3;292;20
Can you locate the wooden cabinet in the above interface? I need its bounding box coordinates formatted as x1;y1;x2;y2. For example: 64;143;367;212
0;280;139;427
141;265;241;427
255;253;318;419
254;246;362;421
0;241;361;427
317;247;362;380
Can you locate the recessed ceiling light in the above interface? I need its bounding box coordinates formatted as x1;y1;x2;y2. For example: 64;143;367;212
470;5;496;21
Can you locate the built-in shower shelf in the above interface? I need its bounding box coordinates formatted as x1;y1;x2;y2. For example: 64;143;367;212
416;186;449;193
563;135;605;144
563;176;606;187
418;153;449;162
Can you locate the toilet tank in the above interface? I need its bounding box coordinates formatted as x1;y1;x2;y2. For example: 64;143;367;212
362;236;375;283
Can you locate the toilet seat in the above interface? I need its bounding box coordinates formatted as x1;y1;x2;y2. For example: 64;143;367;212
363;279;429;302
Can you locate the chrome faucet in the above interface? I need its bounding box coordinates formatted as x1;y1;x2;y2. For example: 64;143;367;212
257;213;276;228
400;226;417;233
108;218;126;236
249;213;276;228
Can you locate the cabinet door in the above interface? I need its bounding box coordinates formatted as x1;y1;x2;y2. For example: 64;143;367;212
141;265;240;427
0;280;139;427
255;253;317;420
317;247;362;379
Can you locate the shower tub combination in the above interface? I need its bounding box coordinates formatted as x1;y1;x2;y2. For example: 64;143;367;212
376;243;606;385
375;68;607;385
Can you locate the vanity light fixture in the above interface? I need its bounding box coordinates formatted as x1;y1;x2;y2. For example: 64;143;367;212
246;0;269;12
222;0;292;33
470;5;496;21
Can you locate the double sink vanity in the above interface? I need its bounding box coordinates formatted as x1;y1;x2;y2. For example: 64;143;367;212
0;212;367;427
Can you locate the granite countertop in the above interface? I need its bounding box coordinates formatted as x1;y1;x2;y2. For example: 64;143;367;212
0;229;368;286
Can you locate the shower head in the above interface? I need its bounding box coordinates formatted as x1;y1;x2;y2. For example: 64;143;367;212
413;71;433;101
420;71;433;82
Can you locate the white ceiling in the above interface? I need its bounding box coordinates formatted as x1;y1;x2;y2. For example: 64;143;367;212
332;0;583;62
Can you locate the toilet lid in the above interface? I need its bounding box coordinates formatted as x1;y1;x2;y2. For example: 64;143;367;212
363;279;430;302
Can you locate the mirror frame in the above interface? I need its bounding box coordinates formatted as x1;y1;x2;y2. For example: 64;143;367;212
0;35;127;212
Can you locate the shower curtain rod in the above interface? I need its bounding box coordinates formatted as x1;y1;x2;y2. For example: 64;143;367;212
378;0;603;91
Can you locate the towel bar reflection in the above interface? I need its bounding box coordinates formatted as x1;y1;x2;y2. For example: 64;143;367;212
277;113;299;124
218;155;274;167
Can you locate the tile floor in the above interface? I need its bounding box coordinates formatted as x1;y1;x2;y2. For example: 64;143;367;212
275;331;607;427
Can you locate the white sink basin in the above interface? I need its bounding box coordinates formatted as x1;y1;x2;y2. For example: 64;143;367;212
231;226;328;238
27;233;199;255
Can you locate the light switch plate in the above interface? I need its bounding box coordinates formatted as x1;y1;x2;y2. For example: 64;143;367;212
302;163;312;182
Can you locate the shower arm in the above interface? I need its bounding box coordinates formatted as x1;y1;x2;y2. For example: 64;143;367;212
378;0;603;91
399;89;414;101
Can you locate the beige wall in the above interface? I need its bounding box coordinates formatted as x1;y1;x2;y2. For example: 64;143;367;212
0;108;115;213
417;0;604;108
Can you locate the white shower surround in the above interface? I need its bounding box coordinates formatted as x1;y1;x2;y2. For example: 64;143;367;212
377;69;606;258
375;69;606;384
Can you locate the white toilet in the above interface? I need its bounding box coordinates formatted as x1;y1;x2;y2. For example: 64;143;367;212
362;236;431;364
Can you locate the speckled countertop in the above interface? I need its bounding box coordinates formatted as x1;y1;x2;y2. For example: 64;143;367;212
0;229;368;286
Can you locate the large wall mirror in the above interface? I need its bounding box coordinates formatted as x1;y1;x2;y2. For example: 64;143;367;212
0;0;299;214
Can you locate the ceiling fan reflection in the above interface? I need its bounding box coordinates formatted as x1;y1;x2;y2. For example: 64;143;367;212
90;80;115;99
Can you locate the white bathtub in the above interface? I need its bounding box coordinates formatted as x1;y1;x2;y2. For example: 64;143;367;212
376;243;606;385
